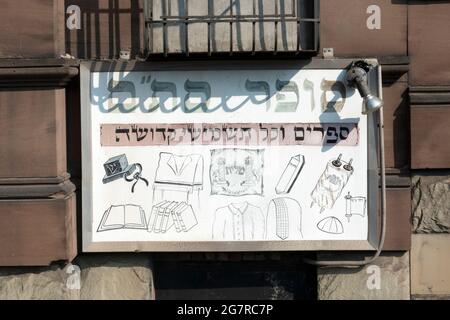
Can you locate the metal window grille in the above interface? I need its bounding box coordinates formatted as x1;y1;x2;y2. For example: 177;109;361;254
144;0;320;57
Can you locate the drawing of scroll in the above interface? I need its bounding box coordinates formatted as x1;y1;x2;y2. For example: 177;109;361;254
345;192;367;222
310;154;354;213
275;155;305;194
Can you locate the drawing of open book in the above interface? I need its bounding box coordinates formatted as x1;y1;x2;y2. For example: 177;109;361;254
97;204;147;232
147;201;198;233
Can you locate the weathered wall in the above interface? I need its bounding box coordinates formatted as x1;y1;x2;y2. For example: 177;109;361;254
0;254;154;300
408;1;450;86
0;0;64;58
411;172;450;298
0;89;67;178
412;172;450;234
318;252;410;300
408;1;450;300
320;0;407;57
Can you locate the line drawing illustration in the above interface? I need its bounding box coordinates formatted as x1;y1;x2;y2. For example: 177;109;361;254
210;148;264;196
275;154;305;194
153;152;204;204
344;192;367;222
266;197;303;240
102;154;149;193
97;204;147;232
310;154;354;213
147;200;198;233
317;216;344;235
212;202;265;241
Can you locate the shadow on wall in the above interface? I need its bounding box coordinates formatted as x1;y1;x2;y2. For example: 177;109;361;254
65;0;317;58
65;0;144;59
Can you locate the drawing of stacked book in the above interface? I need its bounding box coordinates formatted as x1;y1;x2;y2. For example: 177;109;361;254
97;204;147;232
147;201;198;233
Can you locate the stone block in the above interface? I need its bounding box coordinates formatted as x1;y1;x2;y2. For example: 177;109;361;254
317;252;410;300
412;173;450;233
0;254;155;300
0;265;79;300
76;254;154;300
409;1;450;86
411;234;450;296
0;88;67;178
0;0;64;58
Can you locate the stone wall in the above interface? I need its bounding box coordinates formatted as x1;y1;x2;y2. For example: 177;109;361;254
317;252;410;300
0;254;154;300
412;172;450;233
411;171;450;298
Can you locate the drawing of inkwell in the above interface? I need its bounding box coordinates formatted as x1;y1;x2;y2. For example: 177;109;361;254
311;154;354;213
102;154;149;193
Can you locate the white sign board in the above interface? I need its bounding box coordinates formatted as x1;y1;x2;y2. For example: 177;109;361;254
81;60;379;252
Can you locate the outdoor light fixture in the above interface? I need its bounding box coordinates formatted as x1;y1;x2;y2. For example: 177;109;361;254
346;60;384;114
304;60;387;267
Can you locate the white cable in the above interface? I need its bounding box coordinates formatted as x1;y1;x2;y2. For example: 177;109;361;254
303;64;386;268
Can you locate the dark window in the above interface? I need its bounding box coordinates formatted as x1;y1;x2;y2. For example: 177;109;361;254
144;0;320;57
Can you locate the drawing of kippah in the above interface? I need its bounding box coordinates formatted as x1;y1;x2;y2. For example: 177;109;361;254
317;216;344;234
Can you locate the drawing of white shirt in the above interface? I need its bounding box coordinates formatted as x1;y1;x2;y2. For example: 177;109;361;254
154;153;203;188
212;202;265;241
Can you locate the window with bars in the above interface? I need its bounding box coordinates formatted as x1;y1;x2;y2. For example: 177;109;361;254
144;0;320;57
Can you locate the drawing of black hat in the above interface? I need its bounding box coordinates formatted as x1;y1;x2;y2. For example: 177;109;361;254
102;154;137;184
317;216;344;234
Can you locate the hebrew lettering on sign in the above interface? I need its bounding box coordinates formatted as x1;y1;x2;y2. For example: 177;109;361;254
94;75;350;114
102;123;359;147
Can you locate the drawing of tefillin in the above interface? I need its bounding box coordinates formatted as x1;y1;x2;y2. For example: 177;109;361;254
102;154;149;193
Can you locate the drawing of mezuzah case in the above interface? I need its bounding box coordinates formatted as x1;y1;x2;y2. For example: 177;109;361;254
153;153;203;202
266;198;303;240
210;149;264;196
212;202;265;241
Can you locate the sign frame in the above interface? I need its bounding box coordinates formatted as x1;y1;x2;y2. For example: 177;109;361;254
81;59;381;252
